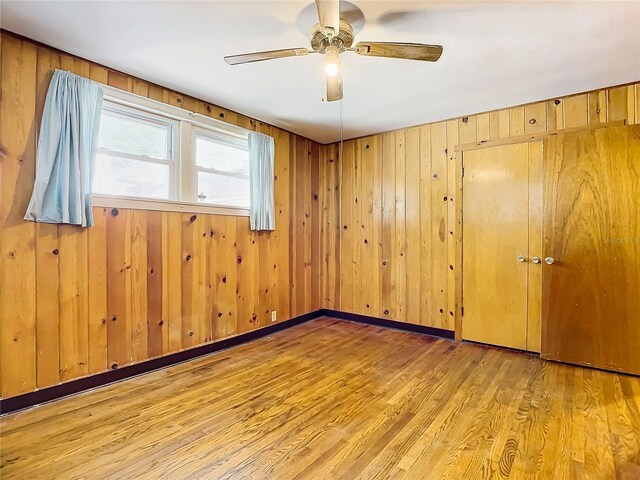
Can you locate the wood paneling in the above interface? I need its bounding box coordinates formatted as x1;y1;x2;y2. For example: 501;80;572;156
3;318;639;479
321;81;640;332
2;30;639;397
0;32;322;398
542;125;640;374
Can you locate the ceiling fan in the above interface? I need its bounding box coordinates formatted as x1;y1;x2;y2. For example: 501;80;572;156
224;0;443;102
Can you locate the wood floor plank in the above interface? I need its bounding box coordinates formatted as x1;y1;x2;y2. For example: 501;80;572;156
1;318;639;479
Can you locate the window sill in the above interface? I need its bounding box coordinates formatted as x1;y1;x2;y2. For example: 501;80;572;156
92;194;250;217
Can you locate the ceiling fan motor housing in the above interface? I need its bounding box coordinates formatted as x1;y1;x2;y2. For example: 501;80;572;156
311;20;354;53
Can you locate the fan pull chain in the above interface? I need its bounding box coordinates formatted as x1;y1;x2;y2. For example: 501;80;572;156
338;99;344;248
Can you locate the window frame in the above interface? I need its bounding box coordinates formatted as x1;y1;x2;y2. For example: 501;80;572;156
92;85;252;217
191;126;250;210
94;102;179;201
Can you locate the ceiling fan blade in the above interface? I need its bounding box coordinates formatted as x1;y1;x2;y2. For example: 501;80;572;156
315;0;340;36
354;42;443;62
224;48;310;65
325;69;343;102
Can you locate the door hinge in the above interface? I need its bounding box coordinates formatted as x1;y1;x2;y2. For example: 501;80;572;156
461;164;465;179
461;306;464;317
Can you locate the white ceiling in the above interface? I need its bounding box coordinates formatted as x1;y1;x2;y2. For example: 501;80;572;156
2;1;639;144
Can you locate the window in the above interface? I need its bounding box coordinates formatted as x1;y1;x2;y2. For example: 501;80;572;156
193;129;250;208
94;104;177;200
92;88;251;215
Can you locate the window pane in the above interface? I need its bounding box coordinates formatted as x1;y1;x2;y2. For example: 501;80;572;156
195;135;248;175
93;154;170;199
99;110;170;159
197;171;250;208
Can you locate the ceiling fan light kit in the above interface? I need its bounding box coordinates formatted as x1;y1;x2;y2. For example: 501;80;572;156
224;0;443;102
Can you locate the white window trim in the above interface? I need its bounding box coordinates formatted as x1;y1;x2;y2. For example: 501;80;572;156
93;84;252;217
92;194;250;217
191;126;250;210
97;102;179;201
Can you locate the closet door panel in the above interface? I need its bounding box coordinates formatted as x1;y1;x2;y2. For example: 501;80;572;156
526;142;543;352
462;143;530;350
542;125;640;374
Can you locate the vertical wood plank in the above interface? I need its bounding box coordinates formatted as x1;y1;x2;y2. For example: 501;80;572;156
405;128;421;324
132;78;149;98
326;144;341;310
106;208;131;370
446;120;460;331
608;86;629;122
488;111;501;140
107;70;132;92
360;137;376;314
87;208;108;374
524;102;547;134
224;216;239;335
257;228;272;328
147;211;164;358
35;223;60;388
210;215;236;339
59;226;89;381
160;212;170;353
458;116;477;144
340;141;355;312
319;144;329;308
419;125;433;326
564;94;588;128
275;130;291;320
166;213;182;352
498;109;511;139
588;91;607;125
181;213;206;346
130;210;148;361
394;130;407;321
380;133;396;319
292;137;306;316
303;140;313;313
547;99;564;131
431;122;448;328
509;106;526;136
310;140;321;312
236;217;256;332
0;34;38;397
371;137;382;316
352;140;362;313
477;113;491;142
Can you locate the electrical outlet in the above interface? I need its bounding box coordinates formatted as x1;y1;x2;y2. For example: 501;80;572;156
271;310;277;323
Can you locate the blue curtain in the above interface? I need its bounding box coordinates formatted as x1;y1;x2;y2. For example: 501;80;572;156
248;131;275;231
24;69;103;227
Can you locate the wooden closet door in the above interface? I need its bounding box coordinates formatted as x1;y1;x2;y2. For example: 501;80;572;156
462;143;532;350
542;125;640;374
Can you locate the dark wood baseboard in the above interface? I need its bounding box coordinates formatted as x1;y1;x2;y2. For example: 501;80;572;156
321;309;455;339
0;309;454;415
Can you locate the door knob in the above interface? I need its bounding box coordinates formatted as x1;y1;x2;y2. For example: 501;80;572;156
517;255;527;263
545;256;555;265
531;256;541;264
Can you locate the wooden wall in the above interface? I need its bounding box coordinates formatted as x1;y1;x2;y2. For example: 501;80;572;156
320;81;640;331
0;32;322;399
2;29;639;399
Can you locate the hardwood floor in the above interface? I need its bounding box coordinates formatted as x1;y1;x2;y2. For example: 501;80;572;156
1;317;639;479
